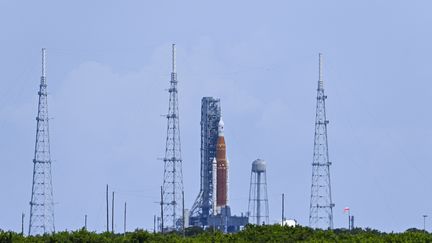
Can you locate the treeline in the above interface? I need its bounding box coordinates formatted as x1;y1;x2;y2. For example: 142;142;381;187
1;225;431;242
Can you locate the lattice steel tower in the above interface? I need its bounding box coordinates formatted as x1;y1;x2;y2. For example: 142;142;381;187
309;53;334;229
190;97;221;226
161;44;184;231
29;48;55;235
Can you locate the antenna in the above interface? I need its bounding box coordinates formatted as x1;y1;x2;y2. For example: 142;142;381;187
318;53;323;89
172;44;176;73
42;48;46;77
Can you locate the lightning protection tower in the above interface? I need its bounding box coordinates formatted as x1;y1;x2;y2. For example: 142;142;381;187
309;53;334;229
161;44;184;231
248;159;269;225
29;48;55;235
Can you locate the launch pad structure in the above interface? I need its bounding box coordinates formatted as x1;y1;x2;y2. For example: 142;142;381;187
189;97;247;232
190;97;221;225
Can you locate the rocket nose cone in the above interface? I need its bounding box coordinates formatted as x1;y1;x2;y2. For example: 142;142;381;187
218;118;224;127
218;118;224;136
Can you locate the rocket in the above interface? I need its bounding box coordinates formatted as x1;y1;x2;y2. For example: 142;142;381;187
216;118;228;208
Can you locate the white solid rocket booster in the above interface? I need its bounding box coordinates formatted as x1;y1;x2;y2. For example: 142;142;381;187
212;157;217;215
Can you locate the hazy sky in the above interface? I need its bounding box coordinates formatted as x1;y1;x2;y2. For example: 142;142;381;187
0;0;431;233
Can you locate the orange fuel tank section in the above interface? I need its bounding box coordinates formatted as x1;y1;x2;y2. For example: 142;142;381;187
216;118;227;207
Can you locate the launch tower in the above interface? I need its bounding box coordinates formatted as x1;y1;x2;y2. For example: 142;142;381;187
190;99;247;231
190;97;221;226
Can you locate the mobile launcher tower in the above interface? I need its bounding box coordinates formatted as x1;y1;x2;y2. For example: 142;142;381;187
189;97;247;232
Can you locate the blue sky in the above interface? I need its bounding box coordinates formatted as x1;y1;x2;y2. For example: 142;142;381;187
0;0;431;233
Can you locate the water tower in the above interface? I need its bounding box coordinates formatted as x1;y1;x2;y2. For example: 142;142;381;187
248;159;269;225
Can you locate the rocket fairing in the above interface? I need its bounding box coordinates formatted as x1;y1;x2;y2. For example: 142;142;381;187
216;118;228;208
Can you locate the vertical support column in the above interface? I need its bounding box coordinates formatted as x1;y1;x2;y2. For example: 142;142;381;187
153;215;156;233
182;190;185;237
112;191;115;233
160;186;164;233
21;213;25;235
124;202;127;236
106;185;109;232
282;194;285;224
256;172;261;225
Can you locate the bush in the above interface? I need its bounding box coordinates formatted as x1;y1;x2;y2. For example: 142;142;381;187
2;225;432;242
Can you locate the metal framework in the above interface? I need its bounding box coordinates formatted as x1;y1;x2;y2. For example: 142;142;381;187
190;97;221;226
29;48;55;235
248;159;269;225
309;53;334;229
161;44;184;231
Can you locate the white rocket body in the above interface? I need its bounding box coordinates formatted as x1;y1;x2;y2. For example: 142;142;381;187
212;157;218;215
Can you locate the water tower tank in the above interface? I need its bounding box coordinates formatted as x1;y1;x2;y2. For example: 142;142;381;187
252;159;266;173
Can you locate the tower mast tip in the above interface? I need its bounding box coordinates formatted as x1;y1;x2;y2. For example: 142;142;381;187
42;48;46;77
318;53;323;89
172;44;176;73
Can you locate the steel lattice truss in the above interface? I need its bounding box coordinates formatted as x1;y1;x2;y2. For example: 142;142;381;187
190;97;221;226
309;54;334;229
162;44;184;231
29;48;55;235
